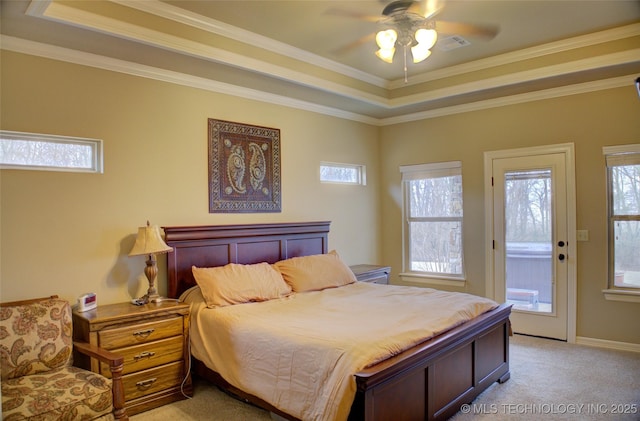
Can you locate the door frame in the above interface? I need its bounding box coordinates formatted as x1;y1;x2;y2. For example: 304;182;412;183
484;143;577;343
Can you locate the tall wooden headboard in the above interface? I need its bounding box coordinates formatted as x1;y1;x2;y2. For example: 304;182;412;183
163;221;330;299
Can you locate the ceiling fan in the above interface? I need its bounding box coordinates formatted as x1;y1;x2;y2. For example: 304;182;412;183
328;0;499;81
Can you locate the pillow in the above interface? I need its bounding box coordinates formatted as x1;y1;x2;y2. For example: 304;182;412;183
192;262;292;307
273;250;357;292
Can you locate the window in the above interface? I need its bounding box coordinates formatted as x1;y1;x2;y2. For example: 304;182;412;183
605;144;640;293
400;161;464;280
320;162;365;185
0;130;103;173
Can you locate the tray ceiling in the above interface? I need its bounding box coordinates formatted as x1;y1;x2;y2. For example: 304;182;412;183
2;0;639;124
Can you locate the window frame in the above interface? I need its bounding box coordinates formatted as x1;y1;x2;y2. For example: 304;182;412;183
0;130;104;173
399;161;465;285
603;144;640;302
319;161;366;185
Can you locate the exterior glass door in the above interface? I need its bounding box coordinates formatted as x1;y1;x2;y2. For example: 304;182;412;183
492;152;569;340
504;169;553;313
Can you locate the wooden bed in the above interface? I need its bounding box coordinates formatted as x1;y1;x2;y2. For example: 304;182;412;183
164;221;511;421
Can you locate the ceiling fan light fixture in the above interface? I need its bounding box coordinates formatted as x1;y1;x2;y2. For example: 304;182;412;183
376;47;396;63
375;29;397;50
414;28;438;50
411;45;431;63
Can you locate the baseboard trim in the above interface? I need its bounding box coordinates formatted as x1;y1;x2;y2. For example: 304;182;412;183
576;336;640;353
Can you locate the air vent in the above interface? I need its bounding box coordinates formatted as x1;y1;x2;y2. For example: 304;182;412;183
437;35;471;51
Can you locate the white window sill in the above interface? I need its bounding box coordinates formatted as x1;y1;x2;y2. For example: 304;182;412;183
399;273;466;288
602;289;640;303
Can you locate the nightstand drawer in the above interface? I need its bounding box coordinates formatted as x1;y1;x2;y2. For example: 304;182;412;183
123;361;184;400
100;336;184;376
365;275;388;284
99;316;183;349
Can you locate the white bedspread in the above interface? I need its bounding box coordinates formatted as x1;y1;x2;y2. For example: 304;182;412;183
182;282;497;421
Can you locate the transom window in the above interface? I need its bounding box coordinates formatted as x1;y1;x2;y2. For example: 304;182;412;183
400;161;464;280
605;144;640;291
0;130;103;173
320;162;366;185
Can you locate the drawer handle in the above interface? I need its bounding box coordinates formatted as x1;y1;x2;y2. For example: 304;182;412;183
132;328;155;338
133;351;156;361
136;378;157;388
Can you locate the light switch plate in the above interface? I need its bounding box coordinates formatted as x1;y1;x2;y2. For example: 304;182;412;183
577;230;589;241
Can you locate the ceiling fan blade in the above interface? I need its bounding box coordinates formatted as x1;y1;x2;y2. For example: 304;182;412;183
435;21;499;39
408;0;446;19
332;33;376;56
324;8;381;23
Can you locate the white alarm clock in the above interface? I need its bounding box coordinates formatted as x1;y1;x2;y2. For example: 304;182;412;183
77;293;97;312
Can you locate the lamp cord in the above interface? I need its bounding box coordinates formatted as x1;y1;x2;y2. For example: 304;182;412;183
180;337;192;399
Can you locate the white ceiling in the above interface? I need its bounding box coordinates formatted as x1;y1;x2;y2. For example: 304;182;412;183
167;0;640;80
2;0;640;123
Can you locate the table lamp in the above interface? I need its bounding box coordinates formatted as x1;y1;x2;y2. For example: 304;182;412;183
129;221;173;304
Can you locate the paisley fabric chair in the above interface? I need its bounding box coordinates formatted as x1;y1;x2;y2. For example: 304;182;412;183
1;296;127;420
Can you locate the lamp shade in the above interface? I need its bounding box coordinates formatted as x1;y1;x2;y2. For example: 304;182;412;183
129;222;173;256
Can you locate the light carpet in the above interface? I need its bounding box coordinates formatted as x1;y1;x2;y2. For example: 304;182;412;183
130;334;639;420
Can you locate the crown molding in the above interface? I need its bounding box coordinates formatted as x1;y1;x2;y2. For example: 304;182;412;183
26;0;639;114
381;75;634;125
0;35;379;125
391;48;640;107
389;22;640;89
26;0;640;98
28;0;390;108
110;0;389;89
113;0;640;93
1;35;633;126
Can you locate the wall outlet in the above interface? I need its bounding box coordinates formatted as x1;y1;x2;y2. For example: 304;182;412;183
577;230;589;241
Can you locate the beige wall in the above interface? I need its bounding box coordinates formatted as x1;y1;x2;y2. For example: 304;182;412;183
0;51;381;305
2;50;638;345
379;87;640;344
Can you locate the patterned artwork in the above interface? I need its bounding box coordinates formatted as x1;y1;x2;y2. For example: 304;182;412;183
208;119;281;213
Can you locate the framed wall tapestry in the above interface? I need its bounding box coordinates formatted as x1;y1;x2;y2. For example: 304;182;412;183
208;118;281;213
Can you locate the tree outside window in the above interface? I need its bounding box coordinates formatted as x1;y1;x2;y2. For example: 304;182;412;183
401;161;464;279
606;147;640;289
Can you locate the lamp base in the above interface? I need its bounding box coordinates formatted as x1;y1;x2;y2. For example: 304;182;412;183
131;294;178;306
131;254;179;306
131;292;159;305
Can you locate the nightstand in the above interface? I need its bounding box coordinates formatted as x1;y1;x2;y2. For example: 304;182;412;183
350;264;391;284
73;300;192;415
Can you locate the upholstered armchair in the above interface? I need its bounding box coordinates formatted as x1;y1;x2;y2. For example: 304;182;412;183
1;296;127;420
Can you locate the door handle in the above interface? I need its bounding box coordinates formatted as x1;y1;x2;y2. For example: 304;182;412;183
558;241;565;247
558;253;565;261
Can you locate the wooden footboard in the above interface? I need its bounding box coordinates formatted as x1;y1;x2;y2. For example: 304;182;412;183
349;303;511;421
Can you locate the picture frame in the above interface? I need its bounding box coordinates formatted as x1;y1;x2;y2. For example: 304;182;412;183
208;119;281;213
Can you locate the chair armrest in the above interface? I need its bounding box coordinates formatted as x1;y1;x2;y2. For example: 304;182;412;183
73;340;124;367
73;341;124;367
73;341;127;420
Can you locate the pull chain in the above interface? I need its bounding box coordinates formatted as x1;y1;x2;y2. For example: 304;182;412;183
403;44;408;83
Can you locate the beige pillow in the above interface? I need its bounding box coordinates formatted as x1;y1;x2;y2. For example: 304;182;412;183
192;262;292;307
273;250;357;292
